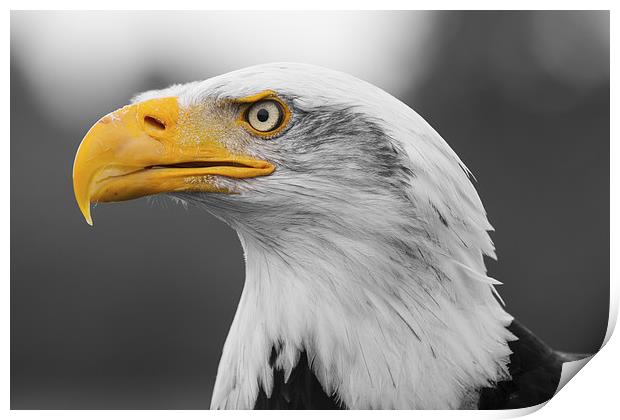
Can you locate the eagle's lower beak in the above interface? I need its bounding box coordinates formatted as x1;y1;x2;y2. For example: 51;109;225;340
73;97;274;226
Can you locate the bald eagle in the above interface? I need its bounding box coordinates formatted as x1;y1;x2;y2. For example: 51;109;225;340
73;63;584;409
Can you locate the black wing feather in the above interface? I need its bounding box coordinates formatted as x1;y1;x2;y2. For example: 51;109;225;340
254;350;345;409
478;320;589;409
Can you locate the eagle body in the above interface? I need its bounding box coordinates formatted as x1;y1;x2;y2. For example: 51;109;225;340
254;320;580;409
73;63;579;409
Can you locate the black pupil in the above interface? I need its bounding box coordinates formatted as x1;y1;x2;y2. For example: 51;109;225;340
256;108;269;123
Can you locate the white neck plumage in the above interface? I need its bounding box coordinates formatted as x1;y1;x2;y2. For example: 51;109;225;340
209;223;515;409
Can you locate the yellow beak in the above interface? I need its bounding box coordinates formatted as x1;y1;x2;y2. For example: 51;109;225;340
73;97;274;226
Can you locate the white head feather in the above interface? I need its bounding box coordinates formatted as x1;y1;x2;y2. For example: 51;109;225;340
135;63;514;409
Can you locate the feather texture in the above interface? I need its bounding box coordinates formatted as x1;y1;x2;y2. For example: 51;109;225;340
255;320;585;409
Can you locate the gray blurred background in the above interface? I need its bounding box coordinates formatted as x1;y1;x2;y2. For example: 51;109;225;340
11;11;609;409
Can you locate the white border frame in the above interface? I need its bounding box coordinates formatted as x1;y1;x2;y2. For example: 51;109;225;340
4;2;616;419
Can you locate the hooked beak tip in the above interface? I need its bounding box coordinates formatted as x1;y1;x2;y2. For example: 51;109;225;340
75;190;94;226
81;204;94;226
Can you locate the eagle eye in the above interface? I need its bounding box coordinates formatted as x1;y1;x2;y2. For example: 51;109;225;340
245;100;284;133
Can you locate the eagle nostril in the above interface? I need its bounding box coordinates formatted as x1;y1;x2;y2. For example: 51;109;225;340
144;115;166;132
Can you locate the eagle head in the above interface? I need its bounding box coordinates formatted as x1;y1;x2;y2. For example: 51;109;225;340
73;63;514;409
